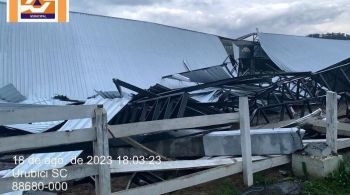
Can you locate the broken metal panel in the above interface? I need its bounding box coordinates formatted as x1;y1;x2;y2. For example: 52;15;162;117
163;64;234;83
0;84;26;103
190;90;220;103
203;128;305;156
94;90;122;99
1;98;69;134
59;96;131;132
259;33;350;72
112;80;226;124
158;78;197;90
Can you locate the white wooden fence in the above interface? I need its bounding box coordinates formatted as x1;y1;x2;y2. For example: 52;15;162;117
0;97;288;194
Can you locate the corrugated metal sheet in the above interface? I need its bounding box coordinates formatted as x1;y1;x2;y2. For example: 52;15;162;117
59;96;131;132
168;65;233;83
94;90;121;99
159;78;196;90
2;97;68;133
3;96;131;192
0;97;68;110
0;2;228;100
5;122;62;134
191;90;220;103
259;33;350;72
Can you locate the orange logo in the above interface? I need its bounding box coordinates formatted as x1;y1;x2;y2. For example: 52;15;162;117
7;0;69;22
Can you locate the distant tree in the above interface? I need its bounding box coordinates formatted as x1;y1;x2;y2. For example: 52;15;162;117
307;33;350;40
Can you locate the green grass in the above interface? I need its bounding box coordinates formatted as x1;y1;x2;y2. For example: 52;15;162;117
302;161;350;195
211;178;240;195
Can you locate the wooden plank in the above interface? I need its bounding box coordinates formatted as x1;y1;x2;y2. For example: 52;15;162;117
304;118;350;137
112;156;289;195
108;113;239;138
0;105;96;125
326;91;338;153
253;108;322;129
239;97;253;186
338;138;350;149
283;108;322;127
0;128;95;153
252;156;290;173
92;107;111;195
0;164;98;193
110;158;236;173
113;162;242;195
304;138;350;150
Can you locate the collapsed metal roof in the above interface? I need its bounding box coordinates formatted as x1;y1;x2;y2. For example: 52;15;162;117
0;2;229;100
259;33;350;72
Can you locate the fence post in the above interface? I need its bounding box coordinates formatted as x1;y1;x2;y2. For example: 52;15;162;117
92;105;111;194
239;97;253;186
326;91;338;153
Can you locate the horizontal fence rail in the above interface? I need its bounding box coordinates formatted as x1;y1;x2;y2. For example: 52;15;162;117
0;113;239;154
0;105;97;125
0;97;267;195
110;158;236;173
0;128;95;153
108;112;240;138
113;156;289;195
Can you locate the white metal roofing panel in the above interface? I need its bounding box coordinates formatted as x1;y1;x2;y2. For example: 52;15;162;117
5;122;62;134
3;97;68;133
259;33;350;72
59;95;131;132
0;3;228;100
179;65;233;83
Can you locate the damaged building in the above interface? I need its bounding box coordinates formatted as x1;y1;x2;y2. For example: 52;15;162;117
1;1;350;194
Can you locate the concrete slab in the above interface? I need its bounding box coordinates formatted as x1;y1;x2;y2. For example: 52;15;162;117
292;153;343;178
203;128;305;156
304;142;331;157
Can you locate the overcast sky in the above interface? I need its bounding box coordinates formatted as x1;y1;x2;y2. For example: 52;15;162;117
7;0;350;38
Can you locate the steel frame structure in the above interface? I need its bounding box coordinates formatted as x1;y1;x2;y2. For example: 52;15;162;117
112;60;350;126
